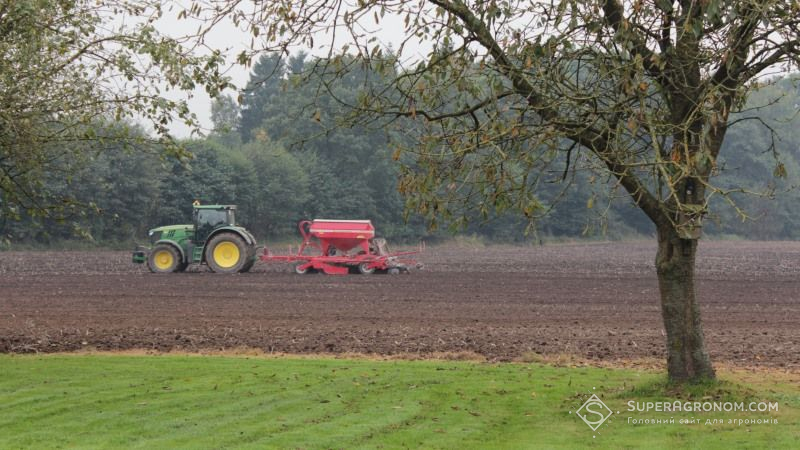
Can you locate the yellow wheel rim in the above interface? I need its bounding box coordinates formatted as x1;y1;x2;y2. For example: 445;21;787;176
213;241;240;268
153;250;174;270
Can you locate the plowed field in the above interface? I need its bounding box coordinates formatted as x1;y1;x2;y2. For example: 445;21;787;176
1;241;798;368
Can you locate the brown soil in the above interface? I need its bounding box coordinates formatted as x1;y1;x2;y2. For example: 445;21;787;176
0;241;798;369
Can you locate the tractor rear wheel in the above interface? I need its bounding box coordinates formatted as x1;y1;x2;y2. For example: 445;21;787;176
239;245;257;273
148;244;182;273
206;233;250;273
240;258;255;273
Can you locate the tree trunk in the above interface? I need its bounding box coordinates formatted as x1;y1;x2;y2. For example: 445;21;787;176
655;225;716;382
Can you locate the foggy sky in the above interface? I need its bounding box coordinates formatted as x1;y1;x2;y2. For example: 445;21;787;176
153;4;428;138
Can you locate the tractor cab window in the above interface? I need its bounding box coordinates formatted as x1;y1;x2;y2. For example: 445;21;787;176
197;209;228;227
195;209;230;243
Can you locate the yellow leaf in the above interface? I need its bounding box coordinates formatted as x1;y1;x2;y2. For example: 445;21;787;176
774;163;787;178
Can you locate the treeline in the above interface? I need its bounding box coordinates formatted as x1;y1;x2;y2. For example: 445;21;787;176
1;54;799;246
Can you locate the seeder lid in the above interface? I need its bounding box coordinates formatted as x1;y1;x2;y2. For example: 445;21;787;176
310;219;374;234
308;219;375;251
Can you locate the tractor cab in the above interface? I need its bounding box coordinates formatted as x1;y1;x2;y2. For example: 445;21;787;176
193;204;237;243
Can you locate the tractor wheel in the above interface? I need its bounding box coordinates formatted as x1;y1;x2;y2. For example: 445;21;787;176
239;245;257;273
148;244;182;273
358;262;375;275
206;233;249;273
240;259;255;273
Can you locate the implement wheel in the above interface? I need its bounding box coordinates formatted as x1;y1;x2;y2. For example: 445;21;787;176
148;244;182;273
206;232;250;273
294;262;313;274
358;262;375;275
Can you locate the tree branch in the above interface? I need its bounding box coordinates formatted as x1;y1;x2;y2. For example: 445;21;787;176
428;0;668;226
601;0;665;83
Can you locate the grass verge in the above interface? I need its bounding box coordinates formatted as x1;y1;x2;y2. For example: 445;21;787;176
0;355;797;449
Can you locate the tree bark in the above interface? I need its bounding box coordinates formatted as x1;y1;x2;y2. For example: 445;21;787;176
655;225;716;382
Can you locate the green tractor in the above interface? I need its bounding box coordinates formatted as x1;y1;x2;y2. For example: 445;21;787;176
132;204;257;273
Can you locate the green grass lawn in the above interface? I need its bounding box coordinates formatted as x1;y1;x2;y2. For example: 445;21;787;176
0;355;797;449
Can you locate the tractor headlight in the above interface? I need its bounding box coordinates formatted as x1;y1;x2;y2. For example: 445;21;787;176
148;230;154;236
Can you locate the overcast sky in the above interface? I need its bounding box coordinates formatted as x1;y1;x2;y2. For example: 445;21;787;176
153;4;428;138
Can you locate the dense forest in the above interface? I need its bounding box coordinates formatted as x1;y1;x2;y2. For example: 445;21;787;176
1;54;798;246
